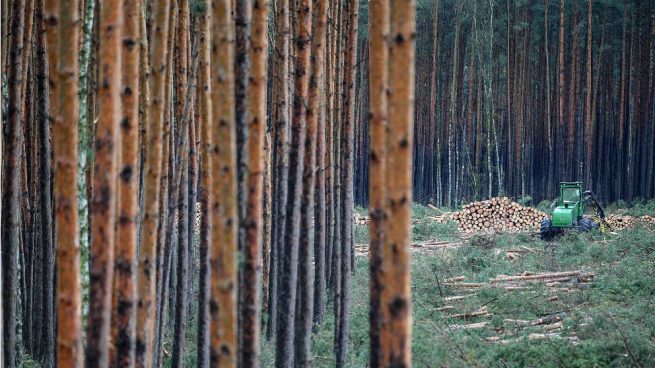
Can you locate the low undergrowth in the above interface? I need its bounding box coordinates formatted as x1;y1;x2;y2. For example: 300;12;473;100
164;204;655;367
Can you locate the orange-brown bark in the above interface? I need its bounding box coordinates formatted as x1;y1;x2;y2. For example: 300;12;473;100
381;0;415;365
196;4;212;366
242;0;269;364
54;0;83;365
210;0;238;364
85;0;122;364
368;0;389;366
110;0;140;364
135;0;171;366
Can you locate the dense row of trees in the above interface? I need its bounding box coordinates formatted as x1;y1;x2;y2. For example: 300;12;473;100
3;0;652;366
355;0;655;207
1;0;415;367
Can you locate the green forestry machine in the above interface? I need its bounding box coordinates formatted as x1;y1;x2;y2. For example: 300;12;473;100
540;182;610;240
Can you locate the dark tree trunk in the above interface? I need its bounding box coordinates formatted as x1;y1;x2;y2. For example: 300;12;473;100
2;0;26;365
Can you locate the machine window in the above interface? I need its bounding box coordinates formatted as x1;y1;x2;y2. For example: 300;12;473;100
562;188;580;203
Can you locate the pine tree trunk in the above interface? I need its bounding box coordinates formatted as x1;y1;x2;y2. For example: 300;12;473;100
617;7;627;198
85;0;122;363
266;0;290;341
544;0;554;196
210;0;238;364
171;2;192;365
152;5;177;366
110;0;140;364
275;0;312;364
447;0;462;208
196;6;212;367
557;0;565;182
241;0;269;365
34;1;56;364
296;0;327;363
2;0;26;365
584;0;593;188
337;0;358;365
312;0;328;325
380;0;415;365
135;0;171;366
53;0;84;365
235;1;251;352
368;0;389;365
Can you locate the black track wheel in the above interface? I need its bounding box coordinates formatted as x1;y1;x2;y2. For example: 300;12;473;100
541;218;555;241
578;217;597;232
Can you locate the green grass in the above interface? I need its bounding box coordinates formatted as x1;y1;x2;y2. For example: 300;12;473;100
66;203;653;368
606;199;655;217
297;204;655;367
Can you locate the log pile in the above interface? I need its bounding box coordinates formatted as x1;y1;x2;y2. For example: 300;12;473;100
606;214;653;230
451;197;547;233
354;213;369;226
643;215;655;226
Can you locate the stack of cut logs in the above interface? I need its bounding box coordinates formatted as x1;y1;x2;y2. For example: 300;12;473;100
606;213;655;230
643;215;655;226
354;213;369;226
452;197;547;233
606;214;639;230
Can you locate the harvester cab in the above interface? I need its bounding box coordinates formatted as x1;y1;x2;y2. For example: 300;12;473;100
540;182;610;240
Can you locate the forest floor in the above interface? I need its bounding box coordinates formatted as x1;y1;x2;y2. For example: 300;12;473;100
152;201;655;367
276;201;655;368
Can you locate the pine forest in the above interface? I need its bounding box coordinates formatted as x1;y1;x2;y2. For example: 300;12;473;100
1;0;655;367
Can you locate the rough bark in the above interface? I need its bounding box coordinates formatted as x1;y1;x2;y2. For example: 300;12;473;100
311;0;329;332
171;1;191;365
210;0;238;364
557;0;565;182
196;5;212;367
337;0;358;365
275;0;312;364
295;0;326;363
110;0;140;364
85;0;122;364
53;0;84;364
266;0;290;341
134;0;170;365
34;0;56;364
381;0;415;365
368;0;389;365
2;0;26;365
241;0;269;364
584;0;593;188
